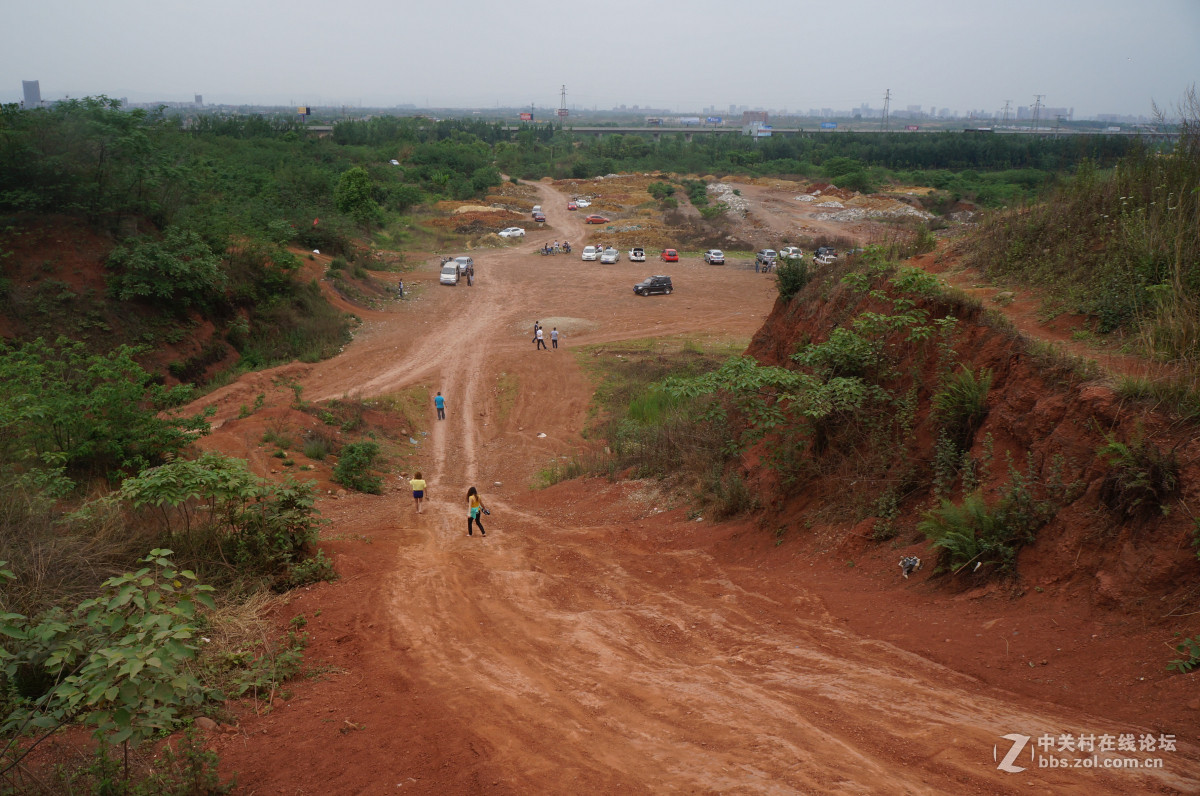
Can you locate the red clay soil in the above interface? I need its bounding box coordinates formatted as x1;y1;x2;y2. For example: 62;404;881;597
174;180;1200;795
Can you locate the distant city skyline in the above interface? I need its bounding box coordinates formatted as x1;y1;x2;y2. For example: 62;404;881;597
4;0;1196;121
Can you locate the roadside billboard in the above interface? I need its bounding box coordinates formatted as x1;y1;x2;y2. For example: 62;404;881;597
519;112;533;121
905;124;920;131
556;108;569;117
679;117;701;126
705;116;723;124
820;122;837;129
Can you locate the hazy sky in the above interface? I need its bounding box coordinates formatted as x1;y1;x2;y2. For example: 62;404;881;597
4;0;1198;118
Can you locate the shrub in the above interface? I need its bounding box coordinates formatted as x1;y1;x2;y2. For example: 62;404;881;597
1097;431;1179;518
106;226;227;308
775;256;812;301
932;365;993;451
332;441;383;494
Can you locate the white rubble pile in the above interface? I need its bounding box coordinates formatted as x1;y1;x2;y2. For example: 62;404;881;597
795;195;816;202
816;200;845;208
815;204;935;223
707;182;750;215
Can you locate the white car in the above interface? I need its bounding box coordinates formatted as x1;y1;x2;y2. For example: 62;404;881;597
779;246;803;260
389;159;400;166
703;249;725;265
498;227;525;238
600;247;620;264
439;263;460;286
575;198;591;208
581;245;599;261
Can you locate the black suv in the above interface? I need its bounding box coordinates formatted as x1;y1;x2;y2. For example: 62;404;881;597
816;246;836;257
633;275;673;296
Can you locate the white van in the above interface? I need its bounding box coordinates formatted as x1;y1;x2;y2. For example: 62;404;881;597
439;263;460;285
531;205;542;217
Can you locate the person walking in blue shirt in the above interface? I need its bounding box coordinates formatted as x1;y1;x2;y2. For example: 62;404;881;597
434;391;446;420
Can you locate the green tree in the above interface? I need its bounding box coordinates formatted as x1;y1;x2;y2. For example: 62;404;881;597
106;226;227;307
0;338;212;481
333;166;384;231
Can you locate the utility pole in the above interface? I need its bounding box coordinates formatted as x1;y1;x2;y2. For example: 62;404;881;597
558;84;568;128
1032;94;1044;133
1002;100;1011;128
882;89;891;132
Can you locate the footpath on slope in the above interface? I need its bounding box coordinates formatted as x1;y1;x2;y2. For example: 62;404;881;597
192;180;1199;795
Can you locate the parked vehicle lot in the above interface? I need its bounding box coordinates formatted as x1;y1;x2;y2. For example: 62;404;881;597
660;249;679;262
600;248;620;264
581;245;599;261
703;249;725;265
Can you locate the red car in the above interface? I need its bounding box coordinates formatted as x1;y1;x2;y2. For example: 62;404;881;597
567;201;578;210
584;214;609;224
660;248;679;262
533;211;546;222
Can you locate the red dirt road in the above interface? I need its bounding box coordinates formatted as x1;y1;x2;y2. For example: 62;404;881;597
195;182;1200;795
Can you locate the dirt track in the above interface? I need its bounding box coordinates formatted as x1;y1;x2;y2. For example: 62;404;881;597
196;181;1200;795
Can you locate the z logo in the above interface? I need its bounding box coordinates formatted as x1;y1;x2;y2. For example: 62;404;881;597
995;733;1032;773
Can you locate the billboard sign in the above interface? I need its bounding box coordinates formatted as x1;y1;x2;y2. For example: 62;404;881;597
820;122;837;129
519;112;533;121
705;116;722;124
905;124;920;131
679;117;701;126
556;108;569;117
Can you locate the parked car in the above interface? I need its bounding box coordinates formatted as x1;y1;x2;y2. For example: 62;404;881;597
814;254;836;266
567;201;578;210
581;245;599;261
531;205;542;217
779;246;803;260
454;256;474;272
816;245;836;257
439;262;460;286
575;198;591;208
389;159;400;166
633;275;673;296
533;211;546;223
660;248;679;262
498;227;525;238
755;249;778;268
703;249;725;265
584;214;609;224
600;247;620;264
629;247;646;262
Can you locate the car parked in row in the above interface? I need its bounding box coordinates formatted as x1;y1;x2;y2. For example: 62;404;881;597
533;211;546;223
440;261;461;285
779;246;803;260
629;247;646;262
755;249;777;268
633;275;673;296
581;245;599;261
660;249;679;262
600;248;620;264
567;201;578;210
703;249;725;265
584;214;609;224
575;198;591;208
498;227;525;238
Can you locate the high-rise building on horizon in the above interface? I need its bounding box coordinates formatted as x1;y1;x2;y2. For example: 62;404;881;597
22;80;41;108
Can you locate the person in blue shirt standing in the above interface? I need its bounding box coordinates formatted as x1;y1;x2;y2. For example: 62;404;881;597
434;391;446;420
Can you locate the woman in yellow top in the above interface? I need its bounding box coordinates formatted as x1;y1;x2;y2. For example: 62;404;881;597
409;472;426;514
466;486;488;537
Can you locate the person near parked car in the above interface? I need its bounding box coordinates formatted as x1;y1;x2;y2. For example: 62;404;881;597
536;326;547;350
434;391;446;420
532;321;541;347
410;471;427;514
551;327;559;349
466;486;489;536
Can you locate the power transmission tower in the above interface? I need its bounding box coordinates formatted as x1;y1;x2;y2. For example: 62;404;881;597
1002;100;1011;127
882;89;891;132
1032;94;1044;132
558;84;568;127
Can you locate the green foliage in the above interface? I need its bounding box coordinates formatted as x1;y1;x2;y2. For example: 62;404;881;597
332;441;383;494
114;452;327;582
334;166;384;231
793;328;878;379
774;255;811;300
1168;637;1200;674
0;551;215;754
647;181;676;201
0;338;212;481
1097;431;1179;518
55;728;232;795
106;227;227;308
932;365;993;451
